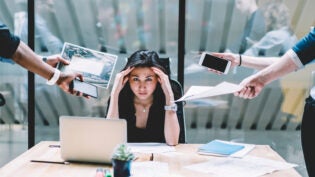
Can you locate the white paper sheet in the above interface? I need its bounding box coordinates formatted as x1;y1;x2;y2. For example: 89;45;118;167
127;143;176;153
131;161;169;177
184;155;298;177
175;82;242;102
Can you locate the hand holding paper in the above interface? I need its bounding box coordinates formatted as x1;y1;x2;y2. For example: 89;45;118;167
175;82;242;102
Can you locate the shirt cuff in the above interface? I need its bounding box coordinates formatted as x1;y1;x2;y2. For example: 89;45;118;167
287;49;304;69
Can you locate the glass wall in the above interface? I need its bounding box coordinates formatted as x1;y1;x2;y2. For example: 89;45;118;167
0;1;314;174
184;0;315;142
0;0;29;166
32;0;180;142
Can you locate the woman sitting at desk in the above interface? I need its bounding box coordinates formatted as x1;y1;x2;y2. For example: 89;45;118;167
106;50;180;145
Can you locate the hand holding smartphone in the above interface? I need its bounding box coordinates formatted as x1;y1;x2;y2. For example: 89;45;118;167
198;52;231;74
70;79;98;98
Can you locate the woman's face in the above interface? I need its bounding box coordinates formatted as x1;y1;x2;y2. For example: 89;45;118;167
128;67;158;101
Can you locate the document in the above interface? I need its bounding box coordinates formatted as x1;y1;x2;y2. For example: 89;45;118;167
127;143;176;153
58;42;118;88
184;155;297;177
175;82;242;102
131;161;169;177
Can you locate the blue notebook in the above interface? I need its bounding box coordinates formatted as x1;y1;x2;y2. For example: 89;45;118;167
198;140;245;156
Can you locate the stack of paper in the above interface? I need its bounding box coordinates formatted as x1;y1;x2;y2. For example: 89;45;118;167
175;82;242;102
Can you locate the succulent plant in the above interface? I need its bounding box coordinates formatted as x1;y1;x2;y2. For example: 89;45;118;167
112;144;135;161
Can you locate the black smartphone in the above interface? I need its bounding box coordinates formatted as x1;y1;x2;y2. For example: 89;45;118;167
198;52;231;74
70;79;98;98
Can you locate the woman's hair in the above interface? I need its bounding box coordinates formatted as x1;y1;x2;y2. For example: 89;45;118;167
262;2;291;31
122;50;169;76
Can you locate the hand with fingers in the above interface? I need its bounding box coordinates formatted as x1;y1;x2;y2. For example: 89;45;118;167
111;67;134;97
151;67;174;104
234;74;265;99
57;72;89;98
43;54;70;68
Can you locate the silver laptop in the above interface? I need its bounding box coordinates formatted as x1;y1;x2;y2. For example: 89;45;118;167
59;116;127;164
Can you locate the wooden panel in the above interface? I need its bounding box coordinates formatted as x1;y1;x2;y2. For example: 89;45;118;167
186;0;204;52
285;88;307;130
68;0;99;49
284;0;301;31
53;1;80;45
164;0;178;56
226;96;247;129
0;0;14;29
257;88;283;130
241;90;269;130
207;0;229;52
293;0;315;38
35;87;59;126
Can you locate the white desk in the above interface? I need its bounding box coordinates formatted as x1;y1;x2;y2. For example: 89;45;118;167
0;141;301;177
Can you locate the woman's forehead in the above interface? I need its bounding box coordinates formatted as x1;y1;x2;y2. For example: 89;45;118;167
130;67;155;77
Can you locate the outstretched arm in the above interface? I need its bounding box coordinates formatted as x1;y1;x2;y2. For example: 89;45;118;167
11;41;83;95
211;52;279;71
235;51;299;99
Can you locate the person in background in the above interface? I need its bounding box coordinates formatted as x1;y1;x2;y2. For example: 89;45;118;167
243;1;297;57
106;50;180;145
14;0;63;54
226;0;266;54
0;21;82;96
212;26;315;176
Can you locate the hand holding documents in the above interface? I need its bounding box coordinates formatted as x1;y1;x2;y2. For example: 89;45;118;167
58;42;118;89
175;82;242;102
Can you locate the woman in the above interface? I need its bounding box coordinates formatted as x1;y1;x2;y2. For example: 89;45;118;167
106;50;180;145
243;1;297;57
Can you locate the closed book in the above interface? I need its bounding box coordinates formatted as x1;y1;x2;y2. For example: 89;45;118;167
198;140;245;156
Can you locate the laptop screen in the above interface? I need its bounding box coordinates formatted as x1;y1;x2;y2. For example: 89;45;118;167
59;116;127;164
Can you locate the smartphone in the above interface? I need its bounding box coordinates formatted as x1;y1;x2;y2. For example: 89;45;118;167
70;79;98;98
198;52;231;74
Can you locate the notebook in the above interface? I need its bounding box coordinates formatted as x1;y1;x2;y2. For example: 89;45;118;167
59;116;127;164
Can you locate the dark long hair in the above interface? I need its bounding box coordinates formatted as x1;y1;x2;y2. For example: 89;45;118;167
122;50;169;75
119;50;169;110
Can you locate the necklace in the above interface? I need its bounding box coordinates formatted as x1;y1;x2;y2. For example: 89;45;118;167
142;108;146;113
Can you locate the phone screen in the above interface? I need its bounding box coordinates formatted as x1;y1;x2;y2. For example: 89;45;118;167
72;80;98;98
201;54;229;73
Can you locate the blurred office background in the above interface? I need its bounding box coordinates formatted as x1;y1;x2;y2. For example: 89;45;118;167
0;0;314;176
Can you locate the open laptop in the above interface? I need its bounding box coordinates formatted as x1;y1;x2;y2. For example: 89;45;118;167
59;116;127;164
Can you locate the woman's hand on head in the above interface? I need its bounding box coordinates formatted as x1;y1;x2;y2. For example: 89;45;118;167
111;67;134;96
151;67;174;103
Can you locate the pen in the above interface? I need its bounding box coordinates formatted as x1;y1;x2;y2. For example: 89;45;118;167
30;160;70;165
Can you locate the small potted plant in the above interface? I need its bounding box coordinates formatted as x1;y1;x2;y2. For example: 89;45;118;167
112;144;135;177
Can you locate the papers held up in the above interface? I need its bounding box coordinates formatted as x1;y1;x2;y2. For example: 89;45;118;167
175;81;242;102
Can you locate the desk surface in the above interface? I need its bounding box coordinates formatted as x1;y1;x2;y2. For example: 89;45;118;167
0;141;301;177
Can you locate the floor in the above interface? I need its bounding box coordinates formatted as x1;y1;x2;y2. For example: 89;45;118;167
0;124;308;176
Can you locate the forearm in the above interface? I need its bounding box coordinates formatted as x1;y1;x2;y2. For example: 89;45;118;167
252;52;299;85
11;41;55;80
240;55;279;70
106;94;120;119
164;111;180;146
